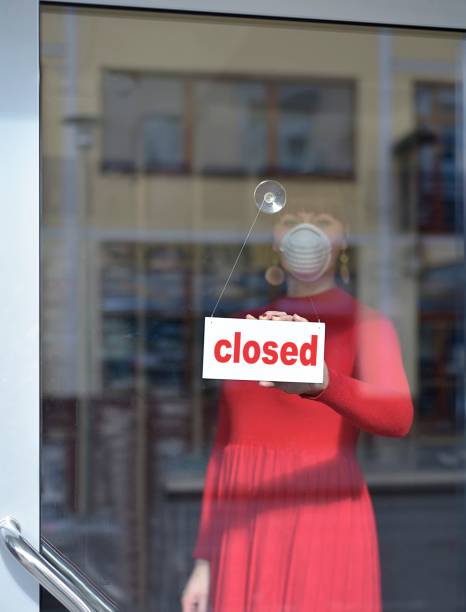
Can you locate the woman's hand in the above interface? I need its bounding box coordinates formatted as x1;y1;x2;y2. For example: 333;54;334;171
181;559;210;612
246;311;329;397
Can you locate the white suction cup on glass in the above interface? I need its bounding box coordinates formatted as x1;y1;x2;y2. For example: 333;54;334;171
254;180;287;215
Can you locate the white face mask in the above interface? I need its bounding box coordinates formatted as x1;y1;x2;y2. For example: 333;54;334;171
279;222;332;282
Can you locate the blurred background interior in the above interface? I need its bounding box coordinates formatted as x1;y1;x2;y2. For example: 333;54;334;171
40;6;465;611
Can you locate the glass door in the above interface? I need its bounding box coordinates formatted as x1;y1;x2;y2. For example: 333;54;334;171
1;2;466;611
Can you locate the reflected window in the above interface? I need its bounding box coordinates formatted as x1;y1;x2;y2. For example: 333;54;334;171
193;79;268;174
102;72;185;172
277;82;354;175
415;82;460;233
143;114;184;171
102;71;355;177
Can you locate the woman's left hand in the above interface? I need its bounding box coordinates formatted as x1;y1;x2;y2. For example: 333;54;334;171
246;311;329;397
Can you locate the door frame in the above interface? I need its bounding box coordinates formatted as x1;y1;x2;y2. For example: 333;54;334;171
1;1;465;610
0;1;40;611
44;0;466;30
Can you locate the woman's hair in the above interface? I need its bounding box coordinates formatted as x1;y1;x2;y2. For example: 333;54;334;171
276;188;350;229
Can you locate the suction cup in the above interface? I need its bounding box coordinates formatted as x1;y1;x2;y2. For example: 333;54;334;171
254;180;287;215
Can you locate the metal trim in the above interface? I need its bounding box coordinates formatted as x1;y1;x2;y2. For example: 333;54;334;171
0;517;117;612
41;0;466;31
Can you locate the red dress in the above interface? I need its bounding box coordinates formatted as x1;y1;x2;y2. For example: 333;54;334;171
193;286;413;611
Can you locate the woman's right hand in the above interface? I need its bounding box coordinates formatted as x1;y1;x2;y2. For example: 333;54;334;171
181;559;210;612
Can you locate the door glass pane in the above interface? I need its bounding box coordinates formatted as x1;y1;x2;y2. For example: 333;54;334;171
40;7;465;612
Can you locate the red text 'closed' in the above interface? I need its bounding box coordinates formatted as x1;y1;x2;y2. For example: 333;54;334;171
214;332;318;366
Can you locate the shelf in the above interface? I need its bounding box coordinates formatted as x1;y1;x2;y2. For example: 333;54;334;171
163;468;466;495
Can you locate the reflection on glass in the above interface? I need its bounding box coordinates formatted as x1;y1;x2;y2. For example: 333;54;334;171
193;80;268;174
415;82;460;233
277;82;354;175
102;73;185;172
40;7;465;612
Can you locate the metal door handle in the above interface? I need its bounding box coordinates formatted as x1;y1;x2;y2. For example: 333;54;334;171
41;537;116;612
0;516;117;612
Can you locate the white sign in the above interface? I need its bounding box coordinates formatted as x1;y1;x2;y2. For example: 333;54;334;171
202;317;326;383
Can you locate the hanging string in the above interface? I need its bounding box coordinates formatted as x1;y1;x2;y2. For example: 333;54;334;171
210;199;265;320
209;193;323;324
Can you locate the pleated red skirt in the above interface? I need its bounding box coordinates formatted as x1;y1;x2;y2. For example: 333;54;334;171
198;443;382;612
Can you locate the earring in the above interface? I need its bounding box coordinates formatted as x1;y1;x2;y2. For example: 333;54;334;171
265;253;285;286
339;249;350;285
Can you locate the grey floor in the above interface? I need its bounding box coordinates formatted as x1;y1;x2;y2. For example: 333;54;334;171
373;492;466;611
42;490;466;611
149;490;466;612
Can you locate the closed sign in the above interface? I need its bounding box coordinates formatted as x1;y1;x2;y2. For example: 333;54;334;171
202;317;326;383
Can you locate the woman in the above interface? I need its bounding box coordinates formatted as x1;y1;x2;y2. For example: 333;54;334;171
181;198;414;612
